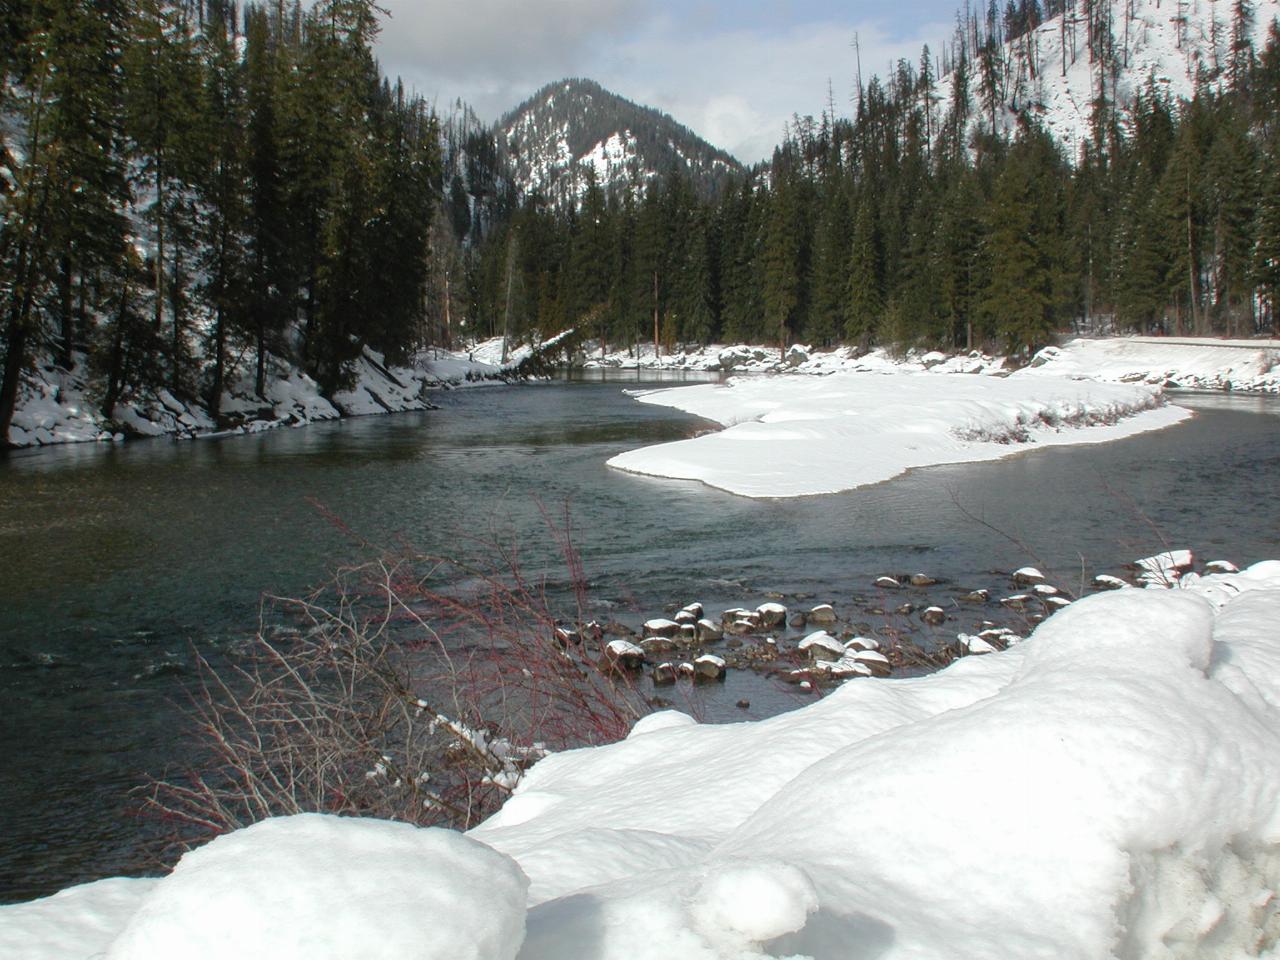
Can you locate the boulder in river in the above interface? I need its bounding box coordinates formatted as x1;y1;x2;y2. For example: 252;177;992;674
921;606;946;626
604;639;644;671
725;616;760;636
851;649;891;677
643;618;681;639
807;603;838;624
875;576;901;590
909;574;938;587
696;618;724;642
651;662;677;686
755;602;787;628
640;636;678;655
798;630;845;661
1092;574;1130;590
693;655;726;682
1012;566;1045;585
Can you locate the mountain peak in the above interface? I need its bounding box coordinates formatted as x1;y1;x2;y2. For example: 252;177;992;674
497;78;741;204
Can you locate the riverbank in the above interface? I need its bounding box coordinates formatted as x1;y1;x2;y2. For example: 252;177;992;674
580;336;1280;391
4;555;1278;959
6;345;507;450
11;334;1276;450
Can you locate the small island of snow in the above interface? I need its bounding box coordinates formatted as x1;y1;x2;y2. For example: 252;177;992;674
607;371;1189;498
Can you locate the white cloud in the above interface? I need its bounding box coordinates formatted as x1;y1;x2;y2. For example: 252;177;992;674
373;2;953;163
599;17;952;162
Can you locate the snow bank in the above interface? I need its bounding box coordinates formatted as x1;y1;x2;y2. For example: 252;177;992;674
103;815;527;960
1023;337;1280;392
8;346;503;449
607;371;1189;498
470;329;578;371
474;562;1280;960
579;340;1006;377
7;565;1280;959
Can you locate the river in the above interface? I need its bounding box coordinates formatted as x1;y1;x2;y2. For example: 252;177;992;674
1;374;1278;902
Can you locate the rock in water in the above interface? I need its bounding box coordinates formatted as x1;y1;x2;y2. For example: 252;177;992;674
807;603;838;624
756;602;788;628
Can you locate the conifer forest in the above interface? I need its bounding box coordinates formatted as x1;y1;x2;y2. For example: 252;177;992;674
4;0;1280;448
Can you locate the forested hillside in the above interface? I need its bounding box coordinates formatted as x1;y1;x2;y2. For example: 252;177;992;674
6;0;1280;449
0;0;441;447
497;79;741;206
469;0;1280;358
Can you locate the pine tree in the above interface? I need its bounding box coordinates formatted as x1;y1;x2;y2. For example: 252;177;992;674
1253;139;1280;331
844;196;883;346
807;178;851;346
243;4;290;397
981;142;1053;353
124;0;204;393
935;170;982;348
1113;174;1169;331
1;0;132;444
1207;112;1258;334
760;174;802;355
199;0;249;421
566;168;610;326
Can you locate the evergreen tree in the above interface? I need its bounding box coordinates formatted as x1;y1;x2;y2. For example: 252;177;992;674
981;138;1054;352
1253;139;1280;331
807;178;851;346
760;175;803;354
1;0;132;444
1207;112;1258;334
844;196;883;346
199;0;249;421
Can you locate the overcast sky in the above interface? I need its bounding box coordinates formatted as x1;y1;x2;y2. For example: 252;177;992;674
372;0;959;164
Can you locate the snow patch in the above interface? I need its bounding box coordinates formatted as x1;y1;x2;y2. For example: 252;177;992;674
608;371;1188;498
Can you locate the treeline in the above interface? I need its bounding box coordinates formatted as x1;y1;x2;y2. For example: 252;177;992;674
468;13;1280;357
0;0;441;445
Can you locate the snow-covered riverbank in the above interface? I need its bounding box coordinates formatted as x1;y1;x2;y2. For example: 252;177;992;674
5;559;1280;959
1024;336;1280;392
608;373;1189;498
582;336;1280;392
6;346;505;449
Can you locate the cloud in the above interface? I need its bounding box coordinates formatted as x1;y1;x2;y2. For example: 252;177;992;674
373;1;953;164
376;0;651;118
598;16;952;162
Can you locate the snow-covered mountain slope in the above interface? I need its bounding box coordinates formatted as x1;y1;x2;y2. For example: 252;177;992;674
939;0;1280;158
496;78;741;204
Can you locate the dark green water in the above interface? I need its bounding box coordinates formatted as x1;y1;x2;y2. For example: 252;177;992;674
1;376;1278;902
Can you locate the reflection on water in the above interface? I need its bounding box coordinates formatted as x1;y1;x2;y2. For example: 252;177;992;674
1;379;1278;901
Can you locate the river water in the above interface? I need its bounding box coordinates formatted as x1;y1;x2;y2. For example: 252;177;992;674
2;374;1278;902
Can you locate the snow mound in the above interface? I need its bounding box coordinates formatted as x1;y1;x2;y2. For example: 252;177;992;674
104;814;527;960
11;567;1280;960
688;859;818;948
0;878;158;960
608;371;1188;497
1022;337;1280;392
469;562;1280;960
